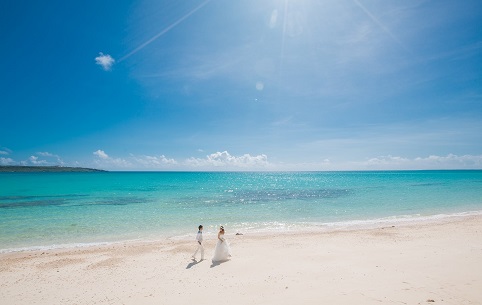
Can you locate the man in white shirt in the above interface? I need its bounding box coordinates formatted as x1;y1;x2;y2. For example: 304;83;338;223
191;225;204;260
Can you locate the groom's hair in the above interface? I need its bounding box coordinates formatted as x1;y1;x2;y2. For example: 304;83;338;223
198;225;203;230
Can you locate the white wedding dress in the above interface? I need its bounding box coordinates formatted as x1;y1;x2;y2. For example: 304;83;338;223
212;233;231;262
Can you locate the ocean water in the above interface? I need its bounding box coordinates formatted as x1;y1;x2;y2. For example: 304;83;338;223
1;171;481;252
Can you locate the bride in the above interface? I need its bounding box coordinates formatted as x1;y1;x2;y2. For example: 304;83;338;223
212;226;231;262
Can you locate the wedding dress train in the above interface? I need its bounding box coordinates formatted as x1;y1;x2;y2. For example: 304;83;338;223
212;234;231;262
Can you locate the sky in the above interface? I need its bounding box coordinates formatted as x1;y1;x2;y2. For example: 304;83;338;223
1;0;482;171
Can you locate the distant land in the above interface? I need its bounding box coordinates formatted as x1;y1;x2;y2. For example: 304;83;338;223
0;166;106;173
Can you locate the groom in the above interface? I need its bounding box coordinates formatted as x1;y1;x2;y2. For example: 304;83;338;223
191;225;204;261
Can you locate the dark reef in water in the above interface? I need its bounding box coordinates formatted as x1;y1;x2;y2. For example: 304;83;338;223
0;166;106;173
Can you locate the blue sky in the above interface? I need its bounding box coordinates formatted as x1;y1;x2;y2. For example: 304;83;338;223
1;0;481;171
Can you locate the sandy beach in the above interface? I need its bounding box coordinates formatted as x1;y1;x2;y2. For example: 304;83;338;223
1;216;481;305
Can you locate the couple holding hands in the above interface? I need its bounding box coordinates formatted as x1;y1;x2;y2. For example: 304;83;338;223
192;225;231;262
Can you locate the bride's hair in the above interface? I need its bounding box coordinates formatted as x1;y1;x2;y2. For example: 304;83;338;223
220;226;224;230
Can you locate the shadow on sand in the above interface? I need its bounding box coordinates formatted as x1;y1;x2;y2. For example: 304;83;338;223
210;259;230;268
186;258;204;269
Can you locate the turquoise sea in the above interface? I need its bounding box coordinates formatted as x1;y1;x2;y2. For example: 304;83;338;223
1;171;482;252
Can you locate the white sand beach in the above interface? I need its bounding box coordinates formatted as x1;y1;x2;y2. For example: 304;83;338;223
1;216;481;305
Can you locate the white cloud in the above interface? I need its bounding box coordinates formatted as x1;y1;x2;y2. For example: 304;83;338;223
0;157;14;165
93;151;178;169
132;155;178;167
185;151;269;169
28;155;47;165
93;150;109;159
258;154;482;171
95;52;115;71
417;154;482;167
358;154;482;170
0;147;12;155
93;150;131;169
366;155;410;165
36;152;64;165
89;151;271;170
94;156;131;168
84;150;482;171
37;152;59;158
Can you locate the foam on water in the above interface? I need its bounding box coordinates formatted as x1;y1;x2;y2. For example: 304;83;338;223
3;209;481;254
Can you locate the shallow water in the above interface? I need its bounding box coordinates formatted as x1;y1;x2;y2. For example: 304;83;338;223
1;171;481;252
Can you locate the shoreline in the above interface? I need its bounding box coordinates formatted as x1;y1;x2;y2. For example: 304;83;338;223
0;215;482;305
1;213;481;304
2;209;482;254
